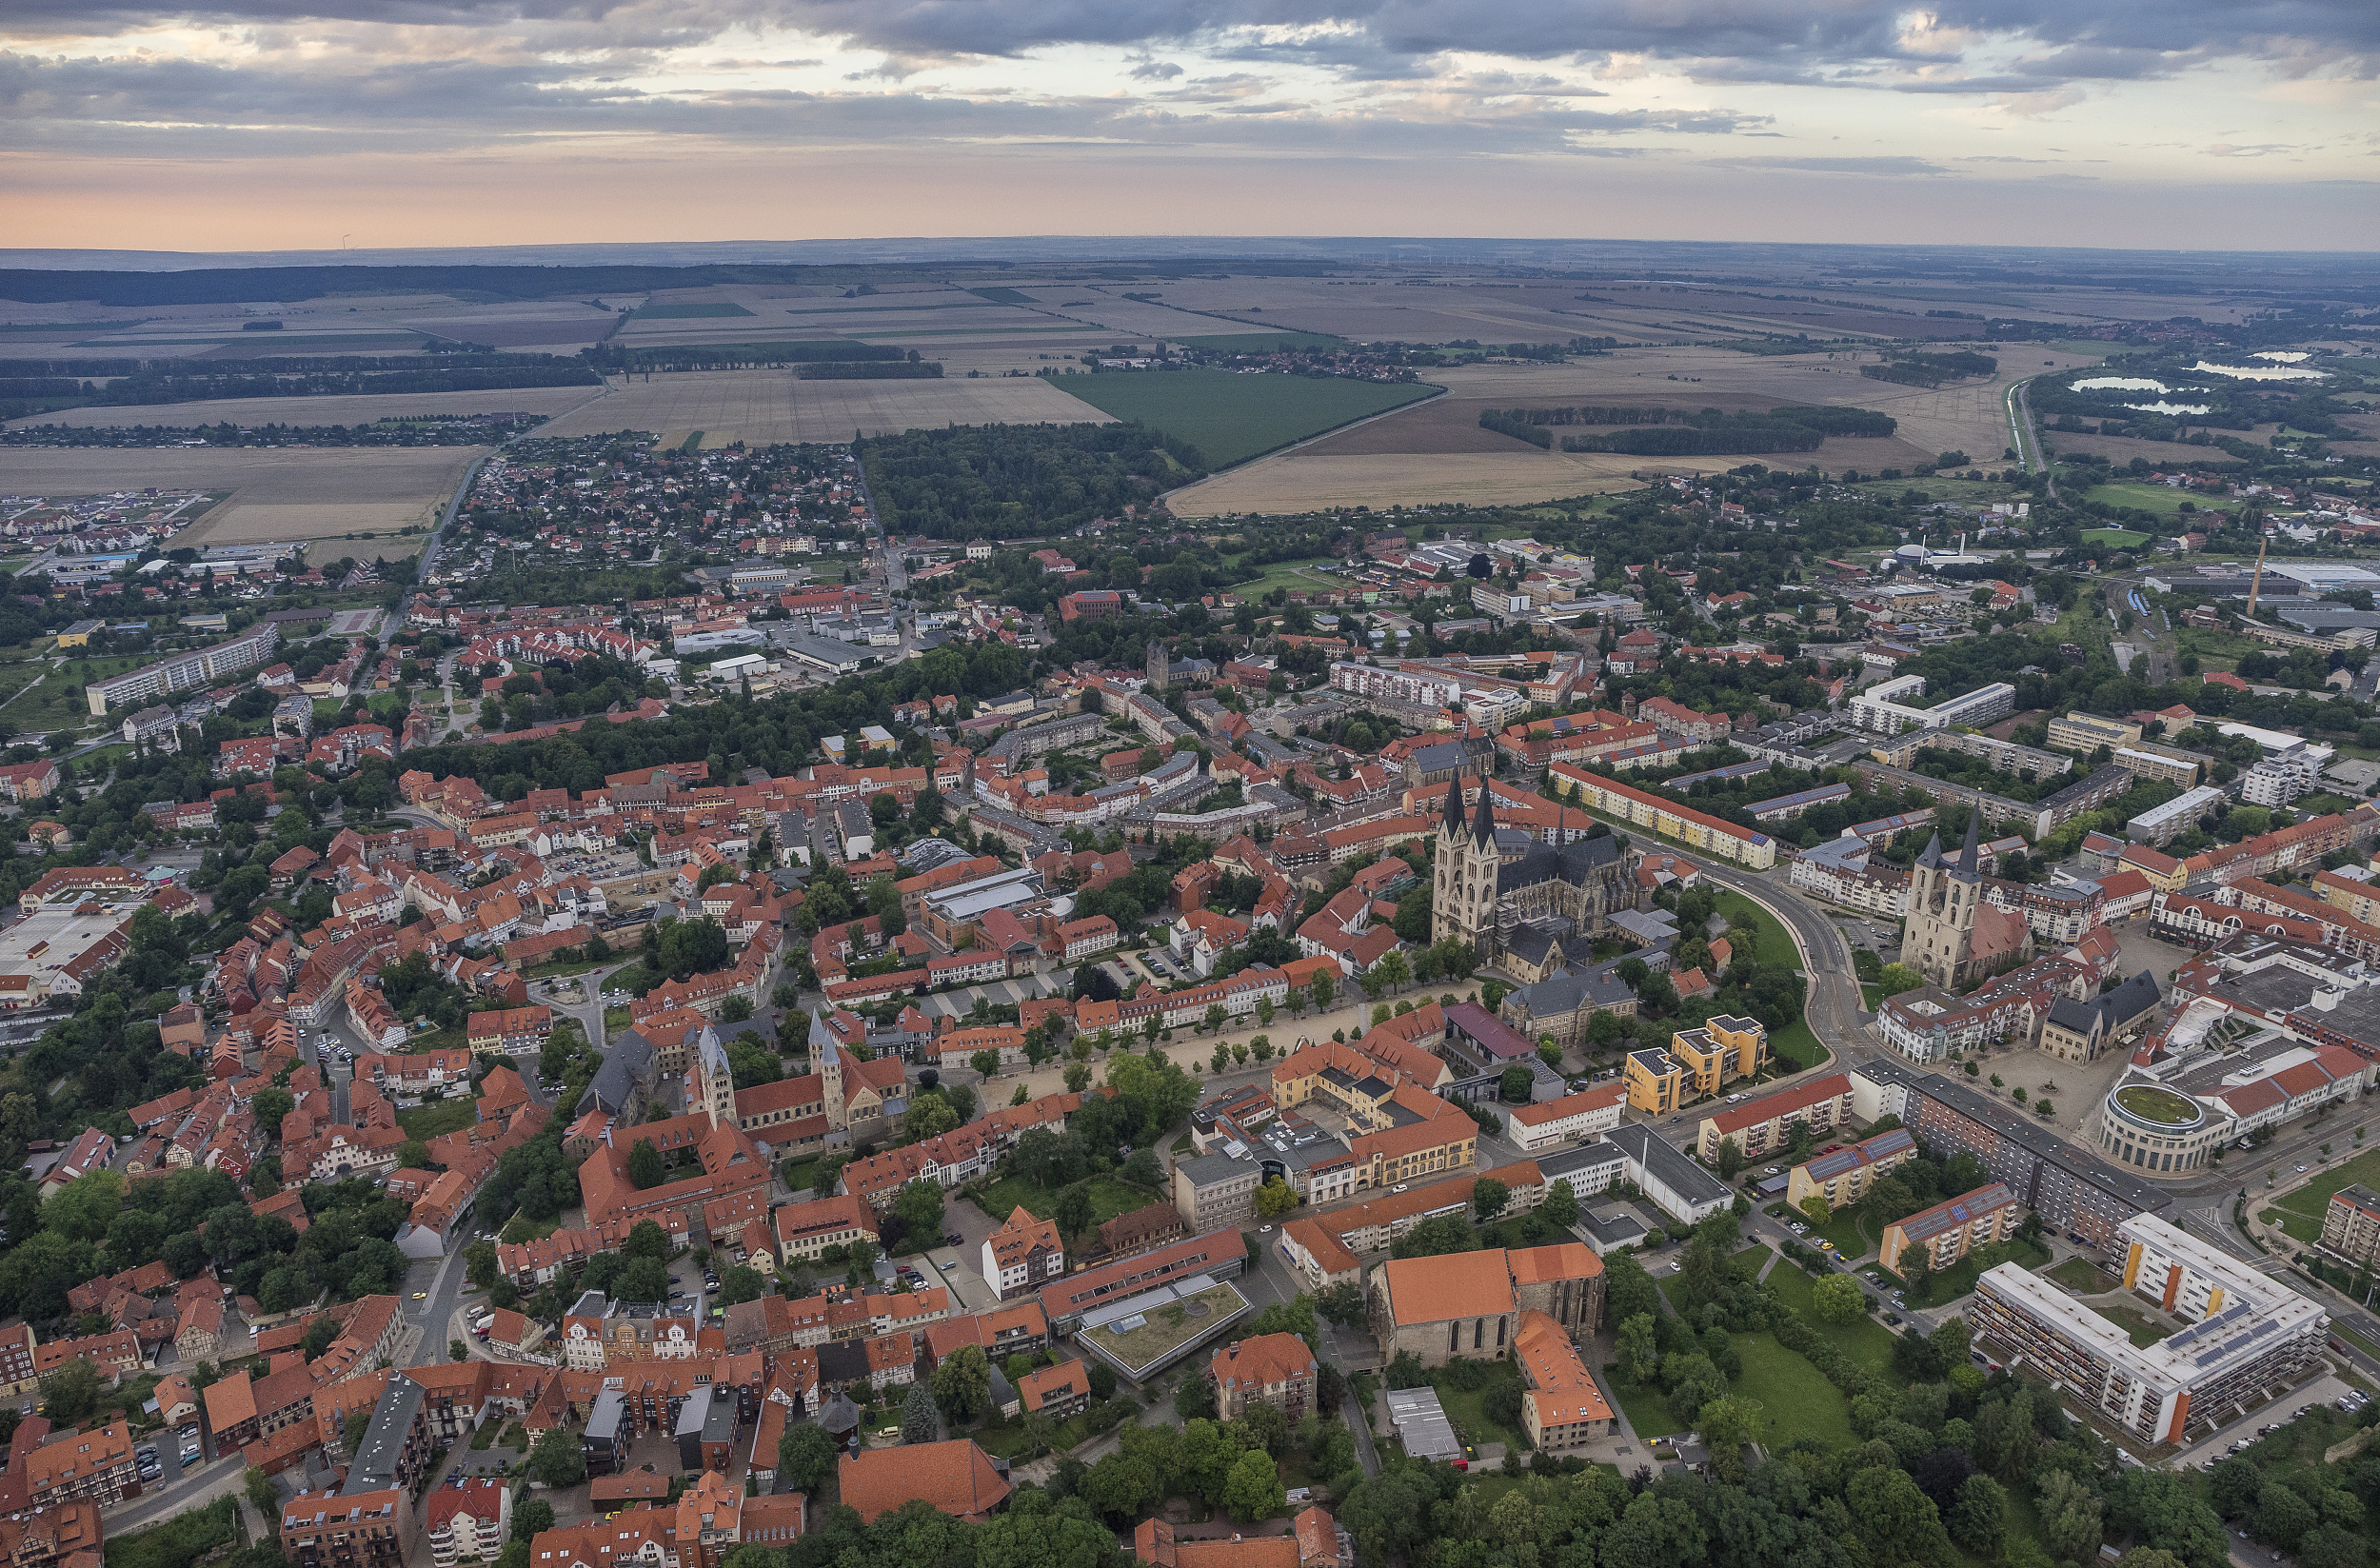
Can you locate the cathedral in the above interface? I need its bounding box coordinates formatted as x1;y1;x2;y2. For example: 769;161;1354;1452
1432;782;1642;974
1904;813;2034;990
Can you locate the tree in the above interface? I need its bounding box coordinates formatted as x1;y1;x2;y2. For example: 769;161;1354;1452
1473;1178;1509;1222
512;1499;555;1544
2040;1469;2105;1562
39;1360;98;1423
1799;1196;1833;1227
1950;1474;2010;1557
1062;1062;1092;1094
720;996;753;1024
1601;1493;1708;1568
626;1139;664;1189
970;1049;1002;1079
1616;1313;1660;1385
1813;1273;1866;1323
1254;1180;1299;1219
1053;1183;1096;1242
904;1095;959;1143
893;1180;946;1243
1389;1215;1476;1260
449;1338;469;1362
1498;1065;1533;1102
901;1380;940;1444
528;1425;587;1488
1929;1316;1972;1372
1310;970;1334;1012
1539;1178;1578;1229
778;1423;838;1492
1220;1446;1287;1524
1850;1464;1955;1568
620;1256;669;1303
245;1464;277;1516
1714;1136;1744;1180
931;1342;992;1422
624;1220;670;1260
717;1266;764;1306
1604;1252;1659;1326
1175;1375;1217;1420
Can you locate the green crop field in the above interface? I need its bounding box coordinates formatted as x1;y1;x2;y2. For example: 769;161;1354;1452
967;288;1040;306
631;303;755;320
2078;526;2154;547
2082;484;2204;519
1059;367;1437;468
1169;332;1346;352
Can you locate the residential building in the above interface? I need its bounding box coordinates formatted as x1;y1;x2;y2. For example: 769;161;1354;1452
982;1205;1066;1301
23;1421;138;1508
426;1480;510;1568
2320;1185;2380;1269
1017;1360;1092;1420
1784;1128;1917;1213
1880;1182;2022;1280
282;1491;414;1568
1502;1082;1626;1152
836;1439;1009;1523
1172;1153;1266;1232
1208;1332;1318;1422
772;1195;878;1265
1968;1214;2328;1445
1513;1309;1612;1450
1695;1072;1852;1161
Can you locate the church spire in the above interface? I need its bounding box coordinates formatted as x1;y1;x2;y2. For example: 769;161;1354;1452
1954;809;1982;878
1471;775;1497;844
1442;780;1464;832
1915;830;1944;869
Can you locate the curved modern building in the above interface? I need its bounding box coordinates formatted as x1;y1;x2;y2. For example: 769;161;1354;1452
2092;1080;2227;1176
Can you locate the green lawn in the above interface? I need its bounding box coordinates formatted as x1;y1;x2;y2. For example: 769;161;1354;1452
1764;1260;1906;1383
1710;889;1804;973
1735;1332;1858;1450
2080;484;2202;519
1811;1207;1881;1261
1909;1237;2051;1307
1767;1020;1829;1073
1056;367;1438;467
2078;526;2155;548
1609;1377;1681;1442
2275;1143;2380;1233
1430;1373;1525;1452
395;1096;478;1141
1227;555;1350;600
2044;1257;2110;1293
2092;1303;2173;1348
973;1174;1153;1236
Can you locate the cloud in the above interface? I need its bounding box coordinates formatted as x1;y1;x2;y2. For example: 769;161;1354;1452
1706;153;1950;173
1128;59;1183;79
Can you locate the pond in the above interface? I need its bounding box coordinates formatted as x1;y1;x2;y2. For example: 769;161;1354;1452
2253;351;2311;363
2124;402;2211;416
2073;376;2168;392
2193;361;2326;382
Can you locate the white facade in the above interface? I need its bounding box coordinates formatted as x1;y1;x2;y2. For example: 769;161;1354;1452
1502;1085;1626;1152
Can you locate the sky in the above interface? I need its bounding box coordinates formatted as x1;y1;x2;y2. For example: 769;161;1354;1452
4;0;2375;253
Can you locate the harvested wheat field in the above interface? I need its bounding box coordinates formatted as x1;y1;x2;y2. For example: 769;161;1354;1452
0;447;480;546
537;369;1112;446
1166;450;1740;517
6;385;606;431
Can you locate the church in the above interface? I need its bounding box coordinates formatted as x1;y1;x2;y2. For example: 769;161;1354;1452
1904;813;2034;990
1432;781;1643;975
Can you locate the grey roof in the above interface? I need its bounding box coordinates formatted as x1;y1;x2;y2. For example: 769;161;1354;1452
2103;970;2163;1027
578;1033;654;1119
343;1375;425;1494
1177;1152;1259;1189
1496;833;1624;898
2045;996;2102;1035
819;1391;863;1434
675;1382;715;1438
1603;1122;1734;1214
1509;965;1633;1019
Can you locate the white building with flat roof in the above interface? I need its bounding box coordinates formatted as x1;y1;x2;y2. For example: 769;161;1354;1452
1967;1213;2326;1446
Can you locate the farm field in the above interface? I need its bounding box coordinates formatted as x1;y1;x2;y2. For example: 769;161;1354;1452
1054;367;1436;467
0;447;479;548
1167;449;1727;517
2079;526;2155;546
536;369;1112;446
2080;484;2202;518
5;385;605;430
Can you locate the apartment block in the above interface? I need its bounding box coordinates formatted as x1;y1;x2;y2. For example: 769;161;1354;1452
1784;1127;1918;1213
2047;712;2141;754
2320;1184;2380;1269
1171;1153;1266;1233
1696;1072;1853;1161
1967;1214;2327;1445
1208;1332;1319;1422
1879;1181;2022;1280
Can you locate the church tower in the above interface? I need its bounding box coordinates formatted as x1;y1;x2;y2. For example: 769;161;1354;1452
693;1023;740;1131
809;1012;848;1131
1431;780;1503;958
1905;812;1984;990
1147;640;1169;692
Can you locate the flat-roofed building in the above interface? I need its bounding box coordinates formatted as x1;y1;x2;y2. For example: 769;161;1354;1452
2048;712;2141;754
2321;1184;2380;1269
1882;1181;2021;1280
1503;1082;1626;1152
1669;1016;1768;1100
1172;1152;1266;1232
1785;1127;1917;1213
1968;1213;2328;1446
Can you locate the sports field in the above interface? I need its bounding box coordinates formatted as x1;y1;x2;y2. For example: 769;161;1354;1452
1057;367;1437;468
